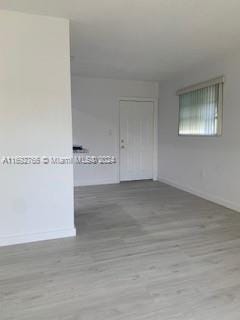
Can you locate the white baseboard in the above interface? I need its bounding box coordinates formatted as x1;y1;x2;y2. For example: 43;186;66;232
0;227;76;247
74;179;119;187
158;177;240;213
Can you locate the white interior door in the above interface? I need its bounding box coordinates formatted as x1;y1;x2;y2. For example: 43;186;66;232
120;100;154;181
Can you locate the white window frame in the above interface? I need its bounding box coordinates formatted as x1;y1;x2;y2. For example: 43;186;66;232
177;76;224;137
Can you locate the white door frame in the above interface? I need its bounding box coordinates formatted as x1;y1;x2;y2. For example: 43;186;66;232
117;97;158;182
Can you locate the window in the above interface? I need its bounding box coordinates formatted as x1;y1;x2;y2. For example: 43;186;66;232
177;77;224;136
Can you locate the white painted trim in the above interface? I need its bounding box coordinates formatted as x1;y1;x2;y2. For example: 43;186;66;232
158;177;240;213
0;227;76;247
74;179;119;187
152;99;159;181
176;75;224;95
118;97;158;182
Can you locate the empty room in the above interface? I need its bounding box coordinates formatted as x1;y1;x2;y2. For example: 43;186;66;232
1;1;240;319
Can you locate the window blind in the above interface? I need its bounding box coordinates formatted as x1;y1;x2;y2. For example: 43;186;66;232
177;77;223;136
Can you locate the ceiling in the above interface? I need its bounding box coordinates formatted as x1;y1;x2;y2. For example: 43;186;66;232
1;0;240;81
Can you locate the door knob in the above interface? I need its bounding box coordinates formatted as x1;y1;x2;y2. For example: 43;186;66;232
121;145;125;149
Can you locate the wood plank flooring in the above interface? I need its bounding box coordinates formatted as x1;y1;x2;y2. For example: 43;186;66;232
1;181;240;319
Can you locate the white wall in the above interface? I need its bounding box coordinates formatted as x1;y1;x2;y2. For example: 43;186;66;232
0;10;75;246
72;77;158;186
158;49;240;212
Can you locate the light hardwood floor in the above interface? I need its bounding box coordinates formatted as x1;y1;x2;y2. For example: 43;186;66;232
1;181;240;319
